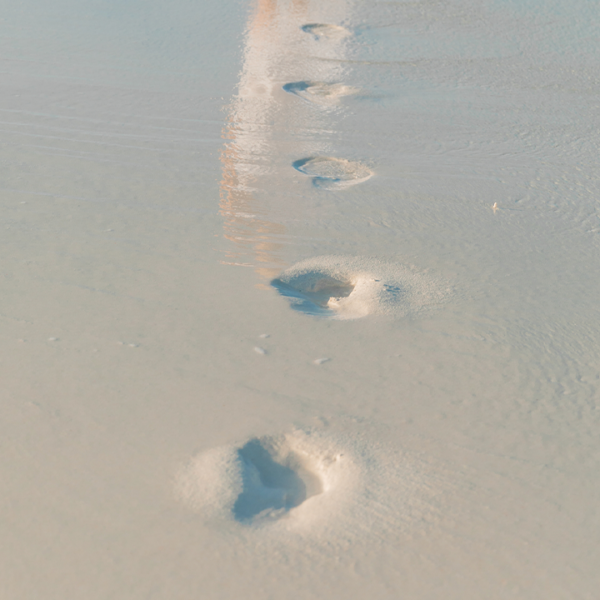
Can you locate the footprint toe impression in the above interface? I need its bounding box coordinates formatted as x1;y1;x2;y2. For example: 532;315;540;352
272;256;447;320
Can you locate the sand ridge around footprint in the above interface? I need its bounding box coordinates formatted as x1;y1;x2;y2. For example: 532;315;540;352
176;429;353;527
271;255;448;320
301;23;351;41
175;421;438;542
293;156;372;189
283;81;359;105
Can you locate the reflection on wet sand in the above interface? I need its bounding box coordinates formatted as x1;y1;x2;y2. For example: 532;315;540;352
219;0;354;281
220;122;287;281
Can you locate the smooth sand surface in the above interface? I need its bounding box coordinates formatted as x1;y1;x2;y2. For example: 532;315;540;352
2;0;599;598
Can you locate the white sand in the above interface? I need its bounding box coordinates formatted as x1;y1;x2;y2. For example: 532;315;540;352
2;0;599;598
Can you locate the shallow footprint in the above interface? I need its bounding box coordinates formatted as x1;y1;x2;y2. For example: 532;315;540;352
283;81;359;105
272;256;448;320
301;23;351;40
293;156;372;189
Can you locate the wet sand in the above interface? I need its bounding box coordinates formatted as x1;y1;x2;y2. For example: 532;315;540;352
1;0;600;598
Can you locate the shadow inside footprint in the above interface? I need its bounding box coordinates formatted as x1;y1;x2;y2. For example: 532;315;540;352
283;81;311;95
272;273;355;317
301;23;351;40
233;438;322;521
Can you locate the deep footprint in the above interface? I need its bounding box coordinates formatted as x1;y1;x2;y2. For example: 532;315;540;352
233;437;323;521
176;422;435;545
283;81;359;104
293;156;372;189
301;23;351;40
175;430;345;527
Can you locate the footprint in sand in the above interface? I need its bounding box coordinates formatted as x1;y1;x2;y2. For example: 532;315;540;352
283;81;359;105
233;437;324;521
293;156;372;189
273;272;357;318
176;422;435;540
301;23;351;41
176;431;343;525
272;256;448;320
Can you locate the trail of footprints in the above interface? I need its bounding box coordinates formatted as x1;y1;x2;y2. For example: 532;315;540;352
288;24;370;190
274;24;445;321
179;23;447;529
